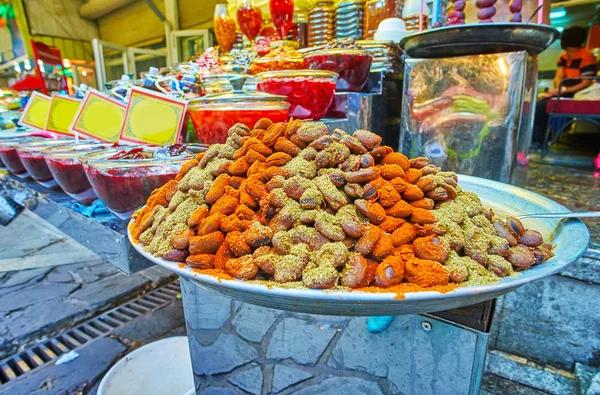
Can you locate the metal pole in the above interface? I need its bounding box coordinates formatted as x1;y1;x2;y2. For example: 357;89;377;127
91;39;105;90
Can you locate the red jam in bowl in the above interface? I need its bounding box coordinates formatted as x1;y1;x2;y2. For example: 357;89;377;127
256;71;337;120
17;139;72;188
304;50;372;92
0;146;29;178
82;146;198;220
188;107;289;144
19;152;58;188
45;143;112;204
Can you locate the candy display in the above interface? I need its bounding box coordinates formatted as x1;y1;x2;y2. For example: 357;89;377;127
304;43;373;92
214;4;237;53
256;70;338;119
476;0;497;23
187;82;289;144
44;143;113;204
130;119;553;292
448;0;466;25
237;0;263;41
17;139;73;188
82;146;200;220
270;0;294;39
249;46;304;75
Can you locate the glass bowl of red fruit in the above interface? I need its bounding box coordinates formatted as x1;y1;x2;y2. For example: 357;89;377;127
256;70;338;120
44;142;114;204
81;145;202;220
0;137;42;178
188;77;289;144
16;138;73;187
304;48;372;92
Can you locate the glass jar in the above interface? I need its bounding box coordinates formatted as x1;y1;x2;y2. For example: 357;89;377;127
0;137;41;178
304;48;372;92
187;77;289;144
215;4;237;53
249;55;304;75
237;0;263;41
16;138;73;188
256;70;338;120
270;0;295;39
201;73;249;95
44;142;113;204
364;0;397;39
81;146;201;220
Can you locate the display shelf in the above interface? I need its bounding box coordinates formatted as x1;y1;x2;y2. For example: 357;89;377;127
0;174;152;274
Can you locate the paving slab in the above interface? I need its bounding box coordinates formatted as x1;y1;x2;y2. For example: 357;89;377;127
70;273;150;310
271;365;313;393
188;334;259;376
293;376;384;395
232;303;280;343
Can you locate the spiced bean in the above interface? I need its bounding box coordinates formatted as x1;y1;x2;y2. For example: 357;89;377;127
302;265;339;289
409;157;430;169
189;231;225;255
331;128;347;141
341;254;368;288
274;137;301;156
506;217;526;236
198;213;225;236
225;231;252;256
310;231;331;251
243;223;273;247
493;220;518;246
426;187;449;201
413;235;450;263
421;165;440;175
375;255;405;287
369;146;388;162
464;245;489;267
272;231;293;255
385;200;413;218
269;212;295;233
314;175;347;211
226;256;259;279
507;244;535;271
449;268;468;283
310;135;335;150
357;154;373;169
228;123;251;137
171;229;193;250
186;254;214;269
354;225;381;256
346;167;380;184
314;213;346;241
162;249;188;262
518;229;543;247
296;122;328;143
381;164;405;180
299;188;324;210
353;130;382;150
339;135;368;155
370;232;393;261
344;183;363;199
328;170;347;187
361;182;379;200
355;199;386;224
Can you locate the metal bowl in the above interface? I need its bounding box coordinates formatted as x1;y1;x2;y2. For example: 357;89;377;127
400;23;560;58
129;175;589;316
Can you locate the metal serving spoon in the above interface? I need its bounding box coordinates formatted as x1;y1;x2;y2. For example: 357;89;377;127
517;211;600;220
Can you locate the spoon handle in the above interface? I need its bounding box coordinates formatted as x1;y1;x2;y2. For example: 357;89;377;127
517;211;600;220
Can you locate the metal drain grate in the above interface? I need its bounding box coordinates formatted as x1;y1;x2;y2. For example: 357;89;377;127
0;281;181;385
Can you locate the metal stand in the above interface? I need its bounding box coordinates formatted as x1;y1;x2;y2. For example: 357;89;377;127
180;276;493;395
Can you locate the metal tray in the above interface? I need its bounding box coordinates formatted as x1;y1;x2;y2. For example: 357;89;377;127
400;23;560;58
129;175;589;316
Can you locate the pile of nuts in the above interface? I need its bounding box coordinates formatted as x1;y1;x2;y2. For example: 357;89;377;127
130;120;553;290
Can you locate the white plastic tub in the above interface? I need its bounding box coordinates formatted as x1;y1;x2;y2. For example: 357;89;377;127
98;336;195;395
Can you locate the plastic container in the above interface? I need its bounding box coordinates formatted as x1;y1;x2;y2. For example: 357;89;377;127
187;77;289;144
256;70;338;120
98;337;194;395
44;142;113;204
304;48;373;92
16;139;73;188
82;145;201;220
0;137;41;178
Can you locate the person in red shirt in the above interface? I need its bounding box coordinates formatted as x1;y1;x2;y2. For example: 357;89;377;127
531;26;598;148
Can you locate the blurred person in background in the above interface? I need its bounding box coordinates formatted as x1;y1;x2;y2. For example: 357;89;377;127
531;26;597;150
